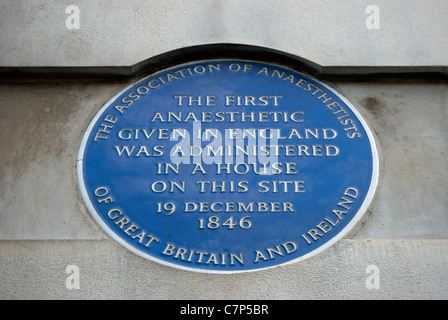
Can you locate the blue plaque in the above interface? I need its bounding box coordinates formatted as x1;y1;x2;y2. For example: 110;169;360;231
77;60;379;273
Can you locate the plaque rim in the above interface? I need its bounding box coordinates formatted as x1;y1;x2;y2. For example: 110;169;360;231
76;58;380;274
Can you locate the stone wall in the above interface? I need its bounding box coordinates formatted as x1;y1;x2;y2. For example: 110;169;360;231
1;1;447;299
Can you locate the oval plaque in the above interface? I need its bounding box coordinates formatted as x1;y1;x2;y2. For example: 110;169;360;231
77;59;378;273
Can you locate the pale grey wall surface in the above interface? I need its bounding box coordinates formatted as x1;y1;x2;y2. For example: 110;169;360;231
2;239;448;299
0;0;448;300
0;82;447;241
0;80;447;299
0;0;447;68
